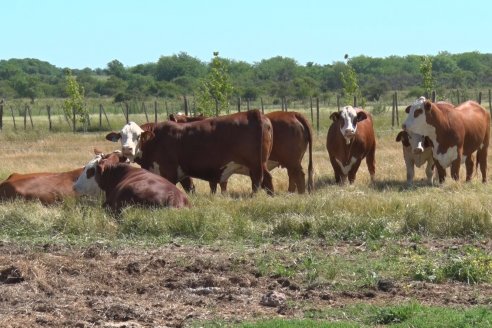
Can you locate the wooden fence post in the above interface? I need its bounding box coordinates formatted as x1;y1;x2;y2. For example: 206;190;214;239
336;94;340;111
10;106;16;130
47;105;52;131
24;105;28;130
101;105;111;130
457;89;460;104
392;93;395;128
183;96;189;116
247;98;250;111
316;97;320;135
0;99;3;131
125;102;130;123
72;108;76;132
310;96;314;124
478;91;482;105
165;101;169;118
489;89;492;117
142;102;149;123
99;104;102;130
431;90;436;102
353;95;357;107
395;91;399;126
260;97;264;114
215;99;219;117
284;97;287;112
154;101;158;123
237;97;241;113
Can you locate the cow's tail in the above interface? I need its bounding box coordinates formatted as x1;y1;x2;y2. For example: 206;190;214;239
248;109;266;191
295;113;314;193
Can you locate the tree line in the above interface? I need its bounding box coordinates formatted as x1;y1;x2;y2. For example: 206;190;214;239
1;51;491;103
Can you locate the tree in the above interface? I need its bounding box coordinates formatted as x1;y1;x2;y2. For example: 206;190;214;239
195;52;233;116
340;55;363;106
419;56;434;98
63;70;87;130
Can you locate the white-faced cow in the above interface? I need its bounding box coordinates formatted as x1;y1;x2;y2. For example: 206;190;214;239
395;130;434;185
326;106;376;184
74;152;189;214
105;121;196;193
108;110;274;195
172;111;314;194
403;97;490;183
0;168;84;205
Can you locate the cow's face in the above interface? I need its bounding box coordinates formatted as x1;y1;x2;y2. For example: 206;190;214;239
105;122;144;161
73;154;104;196
402;97;434;136
396;130;427;154
331;106;367;143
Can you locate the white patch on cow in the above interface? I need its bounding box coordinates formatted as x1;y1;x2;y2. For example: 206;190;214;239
480;143;484;150
433;145;458;168
461;155;467;164
267;160;280;171
335;157;357;175
119;122;145;161
339;106;358;141
150;162;160;175
220;162;249;182
73;154;103;196
403;97;437;138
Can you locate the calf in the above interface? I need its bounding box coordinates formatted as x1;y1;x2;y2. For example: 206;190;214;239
326;106;376;184
0;168;84;205
395;130;434;185
403;97;490;182
74;152;189;213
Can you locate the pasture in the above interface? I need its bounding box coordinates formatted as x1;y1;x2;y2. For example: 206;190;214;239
1;107;492;327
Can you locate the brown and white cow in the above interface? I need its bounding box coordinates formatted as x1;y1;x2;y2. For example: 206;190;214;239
326;106;376;184
0;168;84;205
105;121;196;193
403;97;490;182
74;152;189;213
173;111;314;194
135;110;274;194
395;130;434;185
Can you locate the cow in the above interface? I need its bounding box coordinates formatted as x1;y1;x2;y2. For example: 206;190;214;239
134;109;274;194
172;111;314;194
395;130;434;185
402;97;490;183
0;168;84;205
326;106;376;184
169;112;206;123
74;152;189;214
105;121;196;193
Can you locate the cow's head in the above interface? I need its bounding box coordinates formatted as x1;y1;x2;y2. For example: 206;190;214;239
402;97;435;136
73;150;126;195
105;121;144;161
330;106;367;144
396;130;429;154
134;130;156;170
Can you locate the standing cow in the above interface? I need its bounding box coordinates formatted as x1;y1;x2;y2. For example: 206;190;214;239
326;106;376;184
402;97;490;183
395;130;434;185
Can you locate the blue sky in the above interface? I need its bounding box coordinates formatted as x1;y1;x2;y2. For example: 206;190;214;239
1;0;491;69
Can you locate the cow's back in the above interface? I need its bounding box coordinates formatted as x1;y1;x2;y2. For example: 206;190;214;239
456;101;490;152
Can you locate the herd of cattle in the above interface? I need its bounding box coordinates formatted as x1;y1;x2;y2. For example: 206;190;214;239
0;96;490;214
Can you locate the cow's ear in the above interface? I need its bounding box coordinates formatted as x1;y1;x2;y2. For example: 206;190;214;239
140;131;155;144
86;167;95;179
169;114;177;122
105;132;121;142
356;111;367;122
396;131;404;142
405;105;411;114
424;100;432;111
94;148;103;155
329;112;340;122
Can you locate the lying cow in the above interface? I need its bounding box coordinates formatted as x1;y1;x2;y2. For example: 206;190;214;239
403;97;490;182
395;130;434;185
0;168;84;205
172;111;314;194
326;106;376;184
133;110;274;194
74;152;189;213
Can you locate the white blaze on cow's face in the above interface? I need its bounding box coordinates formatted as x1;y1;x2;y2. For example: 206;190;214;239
73;154;103;196
403;97;435;137
407;131;426;154
119;122;144;161
339;106;359;143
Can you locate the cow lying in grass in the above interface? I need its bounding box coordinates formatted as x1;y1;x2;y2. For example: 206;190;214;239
74;151;190;214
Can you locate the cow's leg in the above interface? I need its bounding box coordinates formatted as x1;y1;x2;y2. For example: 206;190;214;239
219;181;228;194
249;166;263;193
366;146;376;182
435;161;446;183
287;165;305;194
208;181;218;194
261;166;274;196
477;147;488;183
424;161;434;185
348;160;362;184
329;155;343;185
450;157;461;181
180;177;195;193
406;159;415;186
465;155;474;182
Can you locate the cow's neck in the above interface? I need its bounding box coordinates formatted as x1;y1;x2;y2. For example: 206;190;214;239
425;107;456;156
342;137;356;165
99;165;129;191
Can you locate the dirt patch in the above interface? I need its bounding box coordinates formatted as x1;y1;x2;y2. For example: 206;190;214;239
0;239;491;327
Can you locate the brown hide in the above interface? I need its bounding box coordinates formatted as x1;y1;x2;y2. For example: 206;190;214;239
326;109;376;184
137;110;274;194
0;168;84;205
94;153;189;213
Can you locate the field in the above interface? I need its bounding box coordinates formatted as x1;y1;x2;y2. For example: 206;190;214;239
1;107;492;327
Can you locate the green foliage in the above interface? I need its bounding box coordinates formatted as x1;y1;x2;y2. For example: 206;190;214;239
420;56;434;98
442;247;492;284
63;70;87;128
340;57;364;107
195;52;234;116
370;303;418;325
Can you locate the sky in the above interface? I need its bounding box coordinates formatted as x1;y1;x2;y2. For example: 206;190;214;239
1;0;491;69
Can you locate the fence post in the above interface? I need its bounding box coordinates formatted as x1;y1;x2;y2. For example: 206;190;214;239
125;102;130;123
284;97;287;112
478;91;482;105
457;89;460;104
99;104;102;130
10;106;16;130
101;105;111;130
142;102;149;123
183;96;189;116
0;99;3;131
260;97;264;114
353;95;357;107
431;90;436;102
310;96;314;124
165;100;169;118
392;93;395;128
336;94;340;111
237;97;241;113
247;98;250;111
24;105;28;130
154;101;158;123
72;108;76;132
489;89;492;117
47;105;52;131
395;91;399;126
316;97;320;135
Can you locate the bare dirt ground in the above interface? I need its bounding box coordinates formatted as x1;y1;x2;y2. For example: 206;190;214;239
1;239;491;328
